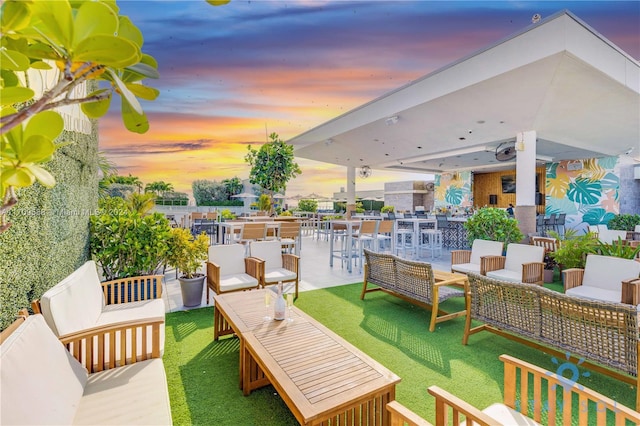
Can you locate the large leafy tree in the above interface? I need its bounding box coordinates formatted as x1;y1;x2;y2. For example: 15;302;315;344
245;133;301;212
0;0;160;231
222;176;243;199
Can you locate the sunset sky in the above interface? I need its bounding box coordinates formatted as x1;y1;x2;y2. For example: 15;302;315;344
99;1;640;199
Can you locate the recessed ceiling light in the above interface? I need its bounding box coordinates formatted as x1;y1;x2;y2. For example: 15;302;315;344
385;153;389;156
476;120;485;124
473;158;478;161
417;146;422;149
459;137;466;141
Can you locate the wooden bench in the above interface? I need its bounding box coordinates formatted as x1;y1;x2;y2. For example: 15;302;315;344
361;250;468;331
386;354;640;425
464;272;640;411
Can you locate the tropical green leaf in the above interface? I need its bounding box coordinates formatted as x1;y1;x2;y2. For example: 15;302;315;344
73;1;119;47
1;69;20;87
0;87;34;105
25;42;61;61
24;111;63;141
28;60;52;70
121;96;149;134
1;167;34;187
599;172;619;191
566;178;601;205
1;0;32;32
581;208;615;225
24;163;55;187
108;68;142;114
74;35;140;68
123;62;160;81
19;135;55;163
126;83;159;101
30;0;73;47
0;49;31;71
81;90;112;118
117;16;144;48
546;163;557;179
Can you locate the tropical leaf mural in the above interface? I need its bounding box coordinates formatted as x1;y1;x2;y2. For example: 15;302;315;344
546;156;619;228
566;178;602;205
445;186;464;205
434;171;472;208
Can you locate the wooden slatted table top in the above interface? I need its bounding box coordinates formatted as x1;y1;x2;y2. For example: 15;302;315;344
214;289;401;424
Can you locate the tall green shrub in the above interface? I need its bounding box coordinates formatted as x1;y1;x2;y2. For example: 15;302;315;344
464;207;523;245
607;214;640;231
90;197;172;280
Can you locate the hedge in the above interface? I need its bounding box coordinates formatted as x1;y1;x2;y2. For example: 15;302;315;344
0;125;99;330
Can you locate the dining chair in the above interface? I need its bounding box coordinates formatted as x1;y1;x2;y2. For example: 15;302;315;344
352;221;379;273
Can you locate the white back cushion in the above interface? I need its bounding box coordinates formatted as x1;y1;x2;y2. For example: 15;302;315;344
582;254;640;291
504;244;544;272
470;239;504;265
40;261;104;336
1;315;88;425
209;244;246;276
250;241;283;269
598;230;627;244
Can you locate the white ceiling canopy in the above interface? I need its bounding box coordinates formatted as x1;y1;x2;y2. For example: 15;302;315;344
290;11;640;175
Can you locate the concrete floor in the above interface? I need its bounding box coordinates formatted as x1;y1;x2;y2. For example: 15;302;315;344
162;233;454;313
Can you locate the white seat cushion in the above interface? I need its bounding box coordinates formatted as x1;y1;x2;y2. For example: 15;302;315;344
565;285;621;303
486;269;523;283
73;359;172;425
479;403;541;425
219;273;259;292
581;254;640;292
209;244;247;276
598;229;628;244
469;240;504;265
451;263;481;275
40;261;105;336
250;241;284;268
1;315;88;425
264;268;297;284
503;244;544;273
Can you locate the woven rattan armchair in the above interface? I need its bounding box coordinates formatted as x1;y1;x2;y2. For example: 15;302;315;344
450;239;503;275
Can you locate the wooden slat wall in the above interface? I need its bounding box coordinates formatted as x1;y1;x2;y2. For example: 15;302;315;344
472;168;546;215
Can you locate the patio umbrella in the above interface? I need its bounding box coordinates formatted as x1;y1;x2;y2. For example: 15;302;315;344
305;192;324;200
360;196;378;210
272;193;286;199
231;192;258;214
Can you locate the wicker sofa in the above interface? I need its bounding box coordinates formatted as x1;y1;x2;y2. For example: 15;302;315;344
361;249;467;331
0;313;170;425
464;272;640;410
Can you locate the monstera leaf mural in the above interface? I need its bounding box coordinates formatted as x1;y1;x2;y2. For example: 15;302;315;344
445;186;464;205
582;208;616;225
567;178;602;205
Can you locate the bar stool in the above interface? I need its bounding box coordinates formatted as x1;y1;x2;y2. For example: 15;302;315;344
419;229;443;260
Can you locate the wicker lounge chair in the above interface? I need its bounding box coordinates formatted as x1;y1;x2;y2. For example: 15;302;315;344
450;239;504;275
482;243;544;284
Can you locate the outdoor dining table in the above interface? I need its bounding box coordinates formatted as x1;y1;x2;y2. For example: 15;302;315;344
215;221;280;245
328;220;361;273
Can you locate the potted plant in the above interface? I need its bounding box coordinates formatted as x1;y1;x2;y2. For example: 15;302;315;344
167;228;210;307
463;207;524;247
543;252;557;283
549;231;597;270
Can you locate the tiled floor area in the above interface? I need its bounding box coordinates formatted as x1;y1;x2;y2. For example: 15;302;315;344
162;234;454;313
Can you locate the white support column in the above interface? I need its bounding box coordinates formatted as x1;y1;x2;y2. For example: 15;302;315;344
515;130;537;239
346;166;356;218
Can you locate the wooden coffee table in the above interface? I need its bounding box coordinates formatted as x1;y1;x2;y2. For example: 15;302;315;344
213;289;401;425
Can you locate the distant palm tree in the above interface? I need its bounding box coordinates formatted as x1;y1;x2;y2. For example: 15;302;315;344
145;181;174;197
127;193;156;215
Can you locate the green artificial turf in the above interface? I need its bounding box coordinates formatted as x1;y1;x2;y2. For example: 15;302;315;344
164;281;634;425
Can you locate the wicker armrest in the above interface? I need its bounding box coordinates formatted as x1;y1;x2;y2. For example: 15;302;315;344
480;255;505;275
428;385;498;426
245;257;264;280
521;262;544;285
59;317;164;374
282;253;300;274
386;401;432;426
101;275;164;305
562;268;585;291
451;250;472;266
